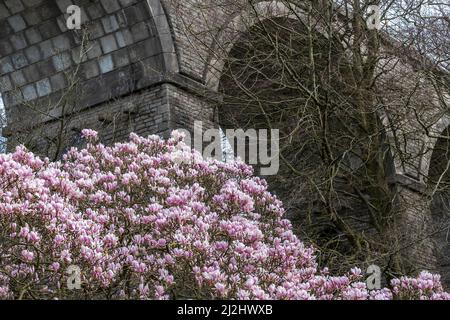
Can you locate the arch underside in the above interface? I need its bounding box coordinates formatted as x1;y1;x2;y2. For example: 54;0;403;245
212;1;450;278
215;13;400;272
428;124;450;288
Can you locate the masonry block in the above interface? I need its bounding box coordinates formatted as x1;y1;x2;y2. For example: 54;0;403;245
52;34;71;52
55;0;72;13
38;1;61;20
87;20;105;39
10;33;27;50
39;40;55;59
0;75;13;92
99;54;114;73
0;57;15;75
22;10;40;26
23;64;40;83
11;52;28;69
36;59;56;77
0;40;13;56
24;45;41;64
100;0;120;14
39;20;60;39
122;5;146;24
22;83;37;101
112;48;130;68
25;28;43;45
102;15;120;33
86;41;102;59
81;60;100;79
10;70;27;87
100;34;118;54
115;29;133;48
8;14;27;32
130;21;150;42
4;0;24;14
0;3;10;19
71;46;88;64
36;78;52;97
50;73;66;91
86;3;104;20
52;52;73;72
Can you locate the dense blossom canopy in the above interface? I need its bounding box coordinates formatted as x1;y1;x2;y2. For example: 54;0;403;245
0;130;448;300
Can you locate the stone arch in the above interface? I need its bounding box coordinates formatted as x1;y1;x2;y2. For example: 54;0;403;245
211;2;401;273
421;115;450;180
146;0;179;74
203;1;312;91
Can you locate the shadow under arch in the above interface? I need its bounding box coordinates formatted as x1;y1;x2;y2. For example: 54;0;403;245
427;122;450;289
215;12;398;275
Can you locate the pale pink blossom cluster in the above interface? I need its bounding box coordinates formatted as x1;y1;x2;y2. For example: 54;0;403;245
0;129;448;300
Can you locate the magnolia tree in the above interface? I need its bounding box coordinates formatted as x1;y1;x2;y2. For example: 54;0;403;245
0;130;448;300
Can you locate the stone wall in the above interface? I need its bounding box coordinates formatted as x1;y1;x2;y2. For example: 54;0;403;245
0;0;449;284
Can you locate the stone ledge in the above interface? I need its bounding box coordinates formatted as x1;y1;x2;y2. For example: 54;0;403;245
388;173;427;194
4;69;221;134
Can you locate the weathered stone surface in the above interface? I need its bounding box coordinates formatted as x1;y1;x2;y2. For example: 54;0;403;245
55;0;72;13
36;59;56;77
102;15;120;33
0;40;13;56
122;3;147;24
39;39;55;59
25;28;43;45
39;20;60;39
52;52;72;72
10;33;27;50
86;3;105;20
81;60;100;79
87;20;105;39
37;1;60;20
0;75;12;92
99;54;114;73
10;70;26;86
22;64;40;82
52;34;71;52
115;29;133;48
22;83;37;101
22;10;40;26
130;21;150;42
0;57;14;75
0;3;10;20
112;48;130;67
11;52;28;69
4;0;24;14
35;78;51;97
8;14;27;32
86;41;102;59
25;45;41;64
50;72;66;91
100;34;118;54
100;0;120;14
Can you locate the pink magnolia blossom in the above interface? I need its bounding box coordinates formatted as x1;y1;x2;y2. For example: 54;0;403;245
0;130;447;300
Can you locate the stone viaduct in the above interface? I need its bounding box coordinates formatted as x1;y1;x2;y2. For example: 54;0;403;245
0;0;449;284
